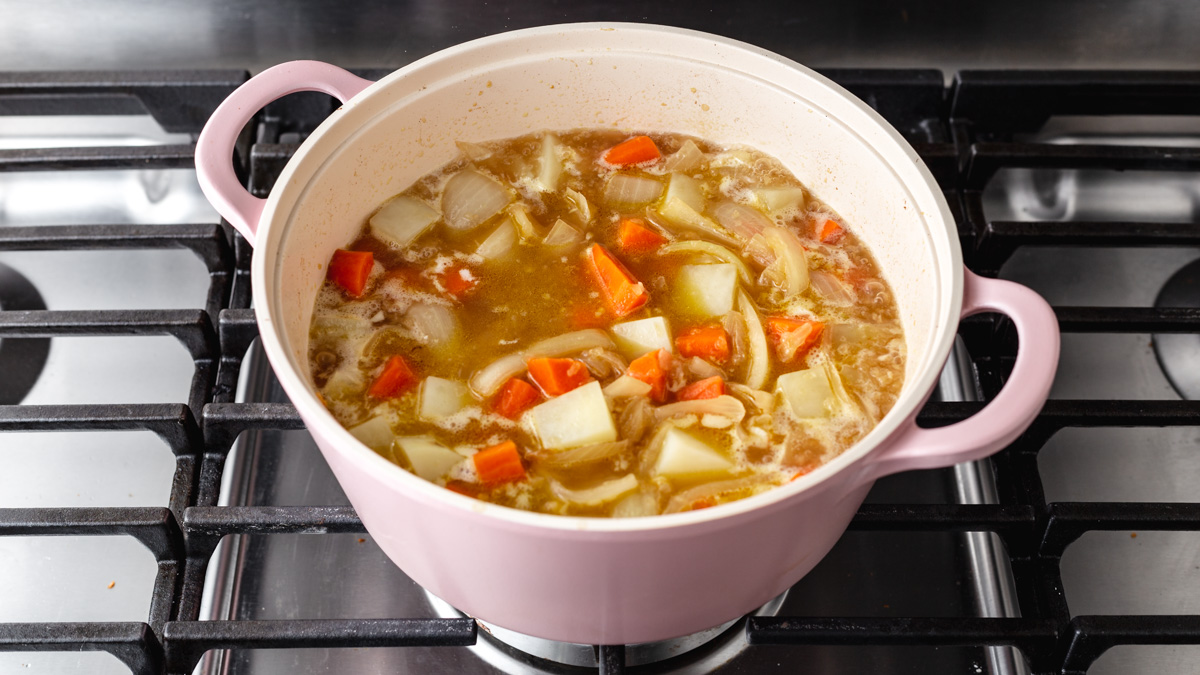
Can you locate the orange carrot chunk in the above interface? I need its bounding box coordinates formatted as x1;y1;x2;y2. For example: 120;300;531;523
602;135;661;166
493;378;541;418
587;243;649;318
765;317;824;362
327;249;374;297
677;376;725;401
617;218;668;253
368;355;417;399
818;219;844;244
438;263;478;300
675;325;731;363
473;440;526;484
527;357;592;396
626;348;671;403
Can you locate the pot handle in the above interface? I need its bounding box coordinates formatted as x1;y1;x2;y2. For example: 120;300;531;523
195;61;373;247
856;268;1059;485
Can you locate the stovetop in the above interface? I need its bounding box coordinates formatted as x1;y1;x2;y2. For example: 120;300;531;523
2;64;1200;675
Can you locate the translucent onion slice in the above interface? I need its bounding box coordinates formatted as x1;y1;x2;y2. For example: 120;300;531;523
759;226;809;298
470;329;617;397
564;187;592;224
809;270;856;306
659;240;754;285
654;395;746;424
543;219;584;247
405;304;457;346
684;356;725;380
550;474;639;506
506;202;544;241
737;290;770;390
657;197;740;247
532;440;631;468
663;474;771;514
442;168;512;231
712;201;772;242
369;196;440;248
603;174;664;207
475;219;517;259
603;375;652;398
534;134;563;192
663;139;704;172
721;311;748;369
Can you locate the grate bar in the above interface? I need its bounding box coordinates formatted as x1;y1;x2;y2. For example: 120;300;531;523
0;507;180;560
201;401;306;454
1061;615;1200;674
0;403;202;455
0;224;233;275
0;309;217;360
1041;502;1200;556
965;142;1200;188
0;144;197;171
747;616;1055;647
0;622;159;675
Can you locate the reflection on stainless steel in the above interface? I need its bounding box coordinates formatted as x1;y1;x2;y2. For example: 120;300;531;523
1152;259;1200;399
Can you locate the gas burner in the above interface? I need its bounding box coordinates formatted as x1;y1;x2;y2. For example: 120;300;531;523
425;589;788;672
0;260;50;404
1152;258;1200;400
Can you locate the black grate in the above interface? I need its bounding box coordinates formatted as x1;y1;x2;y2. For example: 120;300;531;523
0;67;1198;675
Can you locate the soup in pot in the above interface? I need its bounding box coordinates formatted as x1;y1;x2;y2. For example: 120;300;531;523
308;130;905;517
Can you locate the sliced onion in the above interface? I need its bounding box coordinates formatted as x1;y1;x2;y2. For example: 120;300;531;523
685;356;725;380
663;475;771;514
405;304;457;346
655;395;746;424
543;219;583;247
475;219;517;259
442;168;512;231
604;375;652;398
712;202;772;242
657;197;740;247
721;311;748;368
455;140;492;162
659;240;754;285
564;187;592;224
727;383;775;413
369;196;440;248
809;270;856;306
617;396;655;444
603;174;664;207
663;139;704;172
551;474;639;506
506;202;544;241
534;134;563;192
737;291;770;390
533;440;631;468
743;233;775;268
470;329;617;396
759;226;809;298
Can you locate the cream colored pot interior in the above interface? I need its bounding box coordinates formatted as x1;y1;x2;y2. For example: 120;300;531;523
260;26;958;454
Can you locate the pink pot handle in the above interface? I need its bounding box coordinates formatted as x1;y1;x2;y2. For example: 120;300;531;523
195;60;373;246
858;268;1059;484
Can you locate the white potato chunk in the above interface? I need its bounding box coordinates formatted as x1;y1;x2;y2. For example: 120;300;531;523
529;381;617;450
654;427;733;477
676;263;738;317
418;377;471;421
752;186;806;214
611;316;672;359
348;414;393;451
323;366;365;398
396;436;464;482
534;134;563;192
663;173;706;212
370;196;441;248
776;367;835;418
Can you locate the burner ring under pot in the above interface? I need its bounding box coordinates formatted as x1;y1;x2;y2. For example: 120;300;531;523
1153;258;1200;400
0;261;50;404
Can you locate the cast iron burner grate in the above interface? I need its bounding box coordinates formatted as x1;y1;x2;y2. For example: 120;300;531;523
1;67;1200;675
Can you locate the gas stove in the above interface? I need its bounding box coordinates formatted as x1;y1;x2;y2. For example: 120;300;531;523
2;61;1200;675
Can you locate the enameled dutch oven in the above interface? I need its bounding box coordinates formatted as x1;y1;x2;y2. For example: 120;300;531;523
195;23;1059;645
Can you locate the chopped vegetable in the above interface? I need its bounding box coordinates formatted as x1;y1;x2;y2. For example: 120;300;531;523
587;243;650;318
663;173;706;212
655;395;745;424
470;329;616;397
437;263;477;300
531;440;630;468
418;377;471;421
476;219;517;259
603;374;653;398
563;188;593;224
404;304;458;346
663;139;704;172
612;490;659;517
611;316;672;360
675;324;731;363
626;348;670;403
528;380;618;450
442;168;512;231
473;440;526;483
368;355;417;399
654;427;733;477
736;291;770;390
675;263;738;317
348;414;393;451
753;186;806;214
507;202;545;241
327;249;374;297
602;135;661;166
617;218;668;253
551;474;639;505
766;316;824;363
370;196;440;248
456;140;492;162
818;218;845;244
322;366;365;398
657;197;740;247
493;377;541;418
711;201;771;241
758;226;810;298
776;366;835;418
659;240;754;285
527;357;592;396
808;270;855;306
397;436;464;481
604;174;664;207
678;376;725;401
543;219;584;247
534;134;563;192
663;475;770;514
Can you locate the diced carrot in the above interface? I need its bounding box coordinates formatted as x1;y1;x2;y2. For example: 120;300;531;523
617;218;668;253
818;219;844;244
789;465;818;482
765;317;824;362
690;496;718;511
602;135;661;166
437;263;478;300
327;249;374;297
527;357;592;396
368;355;417;399
587;244;650;318
677;376;725;401
493;377;541;418
675;325;731;363
627;348;670;403
473;440;526;484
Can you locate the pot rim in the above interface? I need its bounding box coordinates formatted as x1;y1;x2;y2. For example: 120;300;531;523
251;22;962;534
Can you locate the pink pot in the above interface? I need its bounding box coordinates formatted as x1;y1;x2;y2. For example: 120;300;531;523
195;23;1059;645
